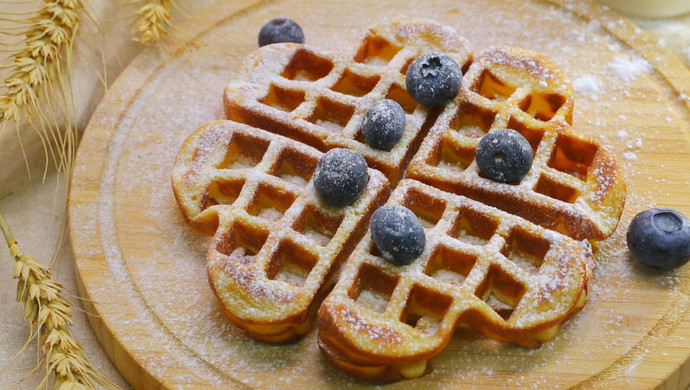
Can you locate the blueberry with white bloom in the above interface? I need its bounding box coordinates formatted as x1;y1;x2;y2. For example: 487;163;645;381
627;208;690;271
313;149;368;207
361;99;406;150
475;129;533;184
405;53;462;107
370;205;426;266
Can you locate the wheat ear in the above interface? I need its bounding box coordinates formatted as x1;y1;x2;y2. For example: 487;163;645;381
0;0;85;181
133;0;175;45
0;211;119;390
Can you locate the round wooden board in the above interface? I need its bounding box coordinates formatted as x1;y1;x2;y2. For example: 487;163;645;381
69;0;690;388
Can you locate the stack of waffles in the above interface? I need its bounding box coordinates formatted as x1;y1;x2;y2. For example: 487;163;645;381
172;18;626;383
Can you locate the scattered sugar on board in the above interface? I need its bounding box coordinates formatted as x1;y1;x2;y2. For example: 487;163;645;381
572;74;602;99
92;83;230;383
608;55;652;81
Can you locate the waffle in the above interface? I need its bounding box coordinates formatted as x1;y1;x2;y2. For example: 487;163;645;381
317;179;594;383
172;121;390;343
407;46;626;241
171;18;627;384
223;18;473;184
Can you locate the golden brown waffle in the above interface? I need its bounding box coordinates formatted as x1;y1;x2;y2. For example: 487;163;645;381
317;179;594;383
172;121;390;343
171;18;627;384
407;46;626;241
223;18;472;184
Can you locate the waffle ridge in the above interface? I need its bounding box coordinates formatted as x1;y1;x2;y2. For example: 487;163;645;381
171;17;627;383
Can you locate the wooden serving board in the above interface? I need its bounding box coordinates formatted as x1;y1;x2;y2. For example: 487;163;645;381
69;0;690;388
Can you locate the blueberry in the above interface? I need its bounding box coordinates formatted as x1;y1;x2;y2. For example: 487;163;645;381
405;53;462;107
370;205;426;266
361;99;406;150
475;129;533;184
258;18;305;47
313;149;368;207
627;208;690;271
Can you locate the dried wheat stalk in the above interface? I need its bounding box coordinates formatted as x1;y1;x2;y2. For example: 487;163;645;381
0;0;83;178
0;1;183;387
0;2;116;387
0;211;119;389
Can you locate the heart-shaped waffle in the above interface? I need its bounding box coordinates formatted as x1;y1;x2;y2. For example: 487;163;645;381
172;18;626;383
317;179;593;383
224;18;472;184
407;46;626;241
172;121;390;343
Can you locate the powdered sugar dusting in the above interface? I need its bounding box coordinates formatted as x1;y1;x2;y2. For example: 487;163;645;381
258;207;284;221
608;55;652;81
483;46;554;81
573;74;602;98
623;151;638;161
305;228;330;246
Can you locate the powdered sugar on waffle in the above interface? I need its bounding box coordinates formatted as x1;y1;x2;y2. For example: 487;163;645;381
483;46;554;81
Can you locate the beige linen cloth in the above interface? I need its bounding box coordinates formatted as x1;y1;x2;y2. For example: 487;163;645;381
0;1;688;389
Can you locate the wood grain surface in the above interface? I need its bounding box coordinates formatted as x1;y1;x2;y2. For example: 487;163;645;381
68;0;690;388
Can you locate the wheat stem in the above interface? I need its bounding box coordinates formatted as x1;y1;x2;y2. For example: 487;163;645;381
0;211;18;253
2;1;42;4
0;16;36;24
1;10;39;16
0;211;120;389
